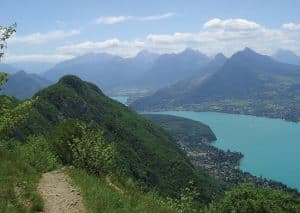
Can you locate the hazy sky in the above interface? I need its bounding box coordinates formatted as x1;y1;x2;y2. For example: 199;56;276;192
1;0;300;64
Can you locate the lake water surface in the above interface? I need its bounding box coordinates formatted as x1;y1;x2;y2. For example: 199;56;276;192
112;96;300;191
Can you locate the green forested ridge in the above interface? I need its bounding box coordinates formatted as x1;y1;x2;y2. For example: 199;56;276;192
0;75;223;203
143;114;217;143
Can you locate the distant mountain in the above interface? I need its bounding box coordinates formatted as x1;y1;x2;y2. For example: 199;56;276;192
43;52;156;92
1;71;51;99
131;48;300;122
134;50;160;63
11;61;56;73
43;49;211;94
130;53;227;108
137;48;211;88
0;63;18;74
273;49;300;65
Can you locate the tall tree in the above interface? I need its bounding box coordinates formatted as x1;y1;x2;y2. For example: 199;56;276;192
0;23;16;87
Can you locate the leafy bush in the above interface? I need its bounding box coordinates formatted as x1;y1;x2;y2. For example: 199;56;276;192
205;184;300;213
49;120;120;175
17;136;58;172
0;99;36;139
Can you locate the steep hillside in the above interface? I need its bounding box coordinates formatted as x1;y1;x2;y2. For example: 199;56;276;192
1;75;222;202
1;71;51;99
131;48;300;122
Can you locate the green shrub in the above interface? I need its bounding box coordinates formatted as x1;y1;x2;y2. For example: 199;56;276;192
205;184;300;213
49;120;120;175
71;128;119;175
17;136;58;172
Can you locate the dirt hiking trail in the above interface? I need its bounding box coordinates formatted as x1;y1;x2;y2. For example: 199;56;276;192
38;170;85;213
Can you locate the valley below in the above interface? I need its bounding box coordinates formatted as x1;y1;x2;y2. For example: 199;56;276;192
148;110;300;192
114;96;300;194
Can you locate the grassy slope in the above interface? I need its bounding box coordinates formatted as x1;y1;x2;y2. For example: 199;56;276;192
0;144;44;212
67;168;176;213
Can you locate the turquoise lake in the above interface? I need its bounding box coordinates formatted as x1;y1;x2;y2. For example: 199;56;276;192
111;96;128;105
111;97;300;191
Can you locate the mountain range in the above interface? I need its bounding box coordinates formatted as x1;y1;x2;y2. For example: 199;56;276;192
43;49;212;94
1;71;51;100
131;48;300;122
0;63;18;74
273;49;300;65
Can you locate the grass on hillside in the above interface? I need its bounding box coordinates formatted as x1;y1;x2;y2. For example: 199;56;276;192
67;168;178;213
0;137;59;212
0;144;43;212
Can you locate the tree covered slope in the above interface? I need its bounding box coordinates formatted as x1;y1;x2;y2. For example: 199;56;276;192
1;75;222;203
143;114;217;143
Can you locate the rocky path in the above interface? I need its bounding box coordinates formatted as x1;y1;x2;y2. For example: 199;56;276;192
38;170;85;213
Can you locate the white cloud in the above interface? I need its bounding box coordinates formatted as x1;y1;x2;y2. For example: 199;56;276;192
281;23;300;31
4;53;74;63
9;18;300;62
9;29;80;44
96;16;132;25
139;13;174;21
142;19;300;56
95;13;174;25
57;39;122;54
57;39;145;57
57;18;300;57
203;18;261;31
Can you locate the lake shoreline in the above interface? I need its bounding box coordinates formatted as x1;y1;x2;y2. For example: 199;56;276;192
144;110;300;194
112;97;300;195
136;108;299;124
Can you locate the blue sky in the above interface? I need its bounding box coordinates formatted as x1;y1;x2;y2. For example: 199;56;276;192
1;0;300;66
